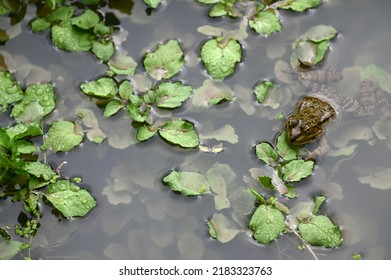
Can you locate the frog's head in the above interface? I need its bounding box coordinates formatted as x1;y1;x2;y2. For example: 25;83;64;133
285;115;324;145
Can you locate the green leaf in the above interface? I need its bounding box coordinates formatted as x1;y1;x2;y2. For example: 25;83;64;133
158;119;199;148
118;80;134;100
48;6;75;23
298;215;342;248
162;170;210;196
103;99;124;118
11;83;56;123
313;196;326;214
92;40;115;62
197;0;220;4
144;0;161;9
0;240;25;260
127;103;150;123
143;39;184;80
254;80;274;103
313;40;329;64
259;176;274;190
108;55;137;76
255;142;279;166
155;81;192;109
249;188;267;205
45;179;96;218
41;121;84;152
283;159;314;182
276;131;299;161
80;77;118;99
30;17;51;32
51;21;92;52
136;125;158;142
86;128;106;144
6;122;42;141
0;70;23;111
209;3;227;17
71;9;100;30
249;204;285;245
24;161;57;181
81;0;100;5
277;0;321;12
249;9;281;36
200;37;242;80
300;25;338;43
93;21;111;36
207;213;240;243
192;79;235;108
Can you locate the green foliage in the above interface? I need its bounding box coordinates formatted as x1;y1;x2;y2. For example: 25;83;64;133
254;81;274;103
158;119;199;148
249;9;281;36
298;215;343;248
277;0;321;12
143;40;184;80
45;180;96;218
80;77;118;99
144;0;161;9
155;82;192;109
255;142;279;166
30;5;114;61
11;83;56;124
0;70;23;111
41;121;84;152
249;204;285;245
282;159;314;182
200;37;242;80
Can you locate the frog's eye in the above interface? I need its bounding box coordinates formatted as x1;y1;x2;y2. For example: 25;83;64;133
289;119;299;127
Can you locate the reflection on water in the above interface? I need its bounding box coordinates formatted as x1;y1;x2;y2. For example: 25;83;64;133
1;0;391;260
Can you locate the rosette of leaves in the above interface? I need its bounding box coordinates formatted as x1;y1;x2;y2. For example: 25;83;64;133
200;36;242;80
290;25;338;68
197;0;321;36
30;6;114;62
80;77;198;148
255;132;314;197
143;39;185;81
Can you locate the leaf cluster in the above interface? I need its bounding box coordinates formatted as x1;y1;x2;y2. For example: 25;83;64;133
0;71;96;259
197;0;321;36
30;4;115;61
80;40;199;148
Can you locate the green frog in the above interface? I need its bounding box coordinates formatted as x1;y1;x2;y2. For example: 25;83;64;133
284;68;390;158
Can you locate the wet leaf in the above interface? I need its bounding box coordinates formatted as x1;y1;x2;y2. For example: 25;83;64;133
207;213;240;243
155;81;192;109
200;37;242;80
103;100;125;118
259;176;274;190
299;25;338;43
80;77;118;99
192;79;235;108
71;9;100;30
144;0;161;8
249;9;281;36
136;124;158;142
5;122;42;141
249;204;285;245
283;159;314;182
11;83;55;123
277;0;321;12
30;17;51;32
92;40;115;62
51;21;92;52
41;121;84;152
162;170;210;196
254;80;274;103
276;131;299;161
298;215;342;248
201;124;238;144
24;161;57;181
358;168;391;190
45;179;96;218
86;128;106;144
108;55;137;76
143;39;184;80
0;240;25;260
255;142;279;166
158;119;199;148
48;6;75;23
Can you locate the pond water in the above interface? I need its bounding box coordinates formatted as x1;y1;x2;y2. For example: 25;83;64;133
1;0;391;260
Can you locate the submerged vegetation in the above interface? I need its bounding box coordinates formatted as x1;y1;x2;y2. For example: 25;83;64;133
1;0;390;259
